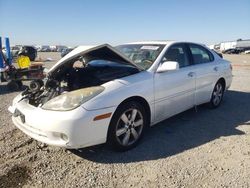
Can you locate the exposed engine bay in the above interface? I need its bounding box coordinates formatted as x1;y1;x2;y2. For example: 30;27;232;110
22;55;140;107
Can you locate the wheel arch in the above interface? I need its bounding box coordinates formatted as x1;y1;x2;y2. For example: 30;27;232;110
217;77;226;90
113;96;151;127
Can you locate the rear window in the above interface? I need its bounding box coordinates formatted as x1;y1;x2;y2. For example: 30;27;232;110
189;44;214;64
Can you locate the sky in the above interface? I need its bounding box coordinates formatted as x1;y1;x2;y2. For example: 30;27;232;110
0;0;250;46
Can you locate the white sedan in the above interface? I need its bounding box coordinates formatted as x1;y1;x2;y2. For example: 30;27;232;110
8;41;232;151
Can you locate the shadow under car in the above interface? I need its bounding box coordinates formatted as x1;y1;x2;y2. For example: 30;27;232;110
70;90;250;163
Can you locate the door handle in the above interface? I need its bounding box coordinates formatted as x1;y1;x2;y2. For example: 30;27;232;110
188;72;195;77
213;67;218;71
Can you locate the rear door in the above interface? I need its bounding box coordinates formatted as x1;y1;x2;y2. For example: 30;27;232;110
187;43;219;105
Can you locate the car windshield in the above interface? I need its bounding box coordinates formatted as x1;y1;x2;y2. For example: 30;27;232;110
116;44;165;69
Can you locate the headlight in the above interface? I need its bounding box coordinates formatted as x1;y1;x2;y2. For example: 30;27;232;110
42;86;104;111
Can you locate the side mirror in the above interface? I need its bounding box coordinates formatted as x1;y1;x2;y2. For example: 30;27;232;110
156;61;179;73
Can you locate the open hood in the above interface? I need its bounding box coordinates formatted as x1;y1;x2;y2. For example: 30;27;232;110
49;44;143;73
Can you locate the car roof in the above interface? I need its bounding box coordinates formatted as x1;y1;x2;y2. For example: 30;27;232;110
124;40;175;45
124;40;207;47
22;45;35;48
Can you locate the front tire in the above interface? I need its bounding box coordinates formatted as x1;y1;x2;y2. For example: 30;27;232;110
209;81;224;108
107;101;146;151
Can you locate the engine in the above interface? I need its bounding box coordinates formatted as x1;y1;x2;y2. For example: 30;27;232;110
22;62;139;107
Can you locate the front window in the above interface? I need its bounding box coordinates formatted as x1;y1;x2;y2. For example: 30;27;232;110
162;44;190;68
116;44;165;69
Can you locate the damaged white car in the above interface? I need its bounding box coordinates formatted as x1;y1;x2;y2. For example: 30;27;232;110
9;41;232;151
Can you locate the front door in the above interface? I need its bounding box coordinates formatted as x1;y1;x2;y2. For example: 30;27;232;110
154;43;195;123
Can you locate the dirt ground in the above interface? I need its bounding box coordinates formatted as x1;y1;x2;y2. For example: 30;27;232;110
0;53;250;188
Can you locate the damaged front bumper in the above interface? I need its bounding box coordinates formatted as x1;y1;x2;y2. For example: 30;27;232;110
8;97;115;149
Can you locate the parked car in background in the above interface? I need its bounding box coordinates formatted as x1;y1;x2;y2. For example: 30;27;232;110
18;46;37;61
222;48;240;54
245;50;250;54
11;46;22;57
57;46;68;52
40;47;51;52
36;45;51;52
61;48;74;57
2;45;22;58
9;41;232;151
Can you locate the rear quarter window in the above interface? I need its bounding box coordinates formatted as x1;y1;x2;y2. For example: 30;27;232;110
189;44;214;64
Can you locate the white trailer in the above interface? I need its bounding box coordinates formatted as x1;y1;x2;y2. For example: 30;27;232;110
220;41;236;51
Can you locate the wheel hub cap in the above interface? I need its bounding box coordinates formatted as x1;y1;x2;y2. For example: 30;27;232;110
213;83;223;106
115;108;144;146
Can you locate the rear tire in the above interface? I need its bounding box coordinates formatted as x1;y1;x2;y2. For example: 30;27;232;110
208;81;224;108
107;101;146;151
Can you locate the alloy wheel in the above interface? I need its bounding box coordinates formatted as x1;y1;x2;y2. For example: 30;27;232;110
212;82;223;106
115;108;144;146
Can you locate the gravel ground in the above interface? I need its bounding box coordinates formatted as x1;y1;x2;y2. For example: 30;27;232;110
0;53;250;188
